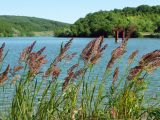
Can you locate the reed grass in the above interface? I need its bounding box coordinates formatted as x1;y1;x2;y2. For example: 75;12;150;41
0;33;160;120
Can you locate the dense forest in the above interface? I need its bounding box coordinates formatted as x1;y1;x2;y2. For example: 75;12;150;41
55;5;160;37
0;15;69;37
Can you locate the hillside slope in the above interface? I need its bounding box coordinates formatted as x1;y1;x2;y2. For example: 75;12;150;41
0;15;69;37
55;5;160;37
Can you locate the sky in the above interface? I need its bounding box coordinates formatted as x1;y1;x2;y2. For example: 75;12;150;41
0;0;159;23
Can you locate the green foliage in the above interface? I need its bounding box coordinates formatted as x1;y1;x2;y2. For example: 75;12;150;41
0;15;69;37
56;5;160;37
0;36;159;119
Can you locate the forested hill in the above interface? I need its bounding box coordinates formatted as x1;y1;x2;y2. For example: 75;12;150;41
55;5;160;37
0;15;69;37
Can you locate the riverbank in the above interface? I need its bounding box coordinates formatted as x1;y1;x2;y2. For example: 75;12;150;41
143;33;160;38
0;31;54;37
1;32;160;38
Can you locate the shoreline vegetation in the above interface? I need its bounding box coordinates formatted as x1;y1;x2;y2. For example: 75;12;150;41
0;31;160;119
0;5;160;38
0;31;160;38
55;5;160;38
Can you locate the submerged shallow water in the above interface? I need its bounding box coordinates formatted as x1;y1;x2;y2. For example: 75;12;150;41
0;37;160;111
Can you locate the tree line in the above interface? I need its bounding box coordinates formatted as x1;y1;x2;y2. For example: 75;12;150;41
55;5;160;37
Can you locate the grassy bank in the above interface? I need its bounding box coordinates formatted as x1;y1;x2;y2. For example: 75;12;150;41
0;31;159;119
0;15;69;37
0;31;54;37
143;33;160;38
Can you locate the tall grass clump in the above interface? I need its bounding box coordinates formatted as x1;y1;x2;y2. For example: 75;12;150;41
0;31;159;119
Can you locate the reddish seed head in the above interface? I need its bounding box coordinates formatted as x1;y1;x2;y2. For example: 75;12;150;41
60;38;73;57
106;29;134;70
106;44;126;70
65;52;77;61
37;47;46;55
51;65;61;82
144;58;160;73
62;65;86;91
128;50;139;64
0;65;10;85
73;68;86;79
44;65;61;79
113;67;119;84
81;36;107;64
52;39;74;66
139;50;160;66
90;53;102;64
62;72;74;91
0;43;5;63
19;41;36;62
13;66;24;73
67;63;79;74
81;39;96;62
127;66;143;80
27;47;47;75
45;38;74;79
127;49;160;80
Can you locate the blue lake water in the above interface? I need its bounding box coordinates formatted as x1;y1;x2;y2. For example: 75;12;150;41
0;37;160;111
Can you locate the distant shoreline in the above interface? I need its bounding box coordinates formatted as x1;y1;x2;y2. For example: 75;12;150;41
0;31;160;38
0;36;160;39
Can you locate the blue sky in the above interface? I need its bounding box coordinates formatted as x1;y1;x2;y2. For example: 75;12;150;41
0;0;159;23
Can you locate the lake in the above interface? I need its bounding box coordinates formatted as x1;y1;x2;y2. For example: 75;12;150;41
0;37;160;111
